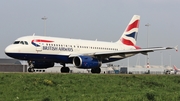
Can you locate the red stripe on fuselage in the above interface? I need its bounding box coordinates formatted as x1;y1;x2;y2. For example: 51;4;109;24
32;39;54;42
126;20;139;32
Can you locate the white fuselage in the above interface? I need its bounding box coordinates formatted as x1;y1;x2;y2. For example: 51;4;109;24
5;35;136;63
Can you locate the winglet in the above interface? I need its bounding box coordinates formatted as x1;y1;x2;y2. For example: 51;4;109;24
166;45;178;51
175;45;178;52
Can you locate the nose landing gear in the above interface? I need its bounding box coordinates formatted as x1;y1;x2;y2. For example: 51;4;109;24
28;61;35;72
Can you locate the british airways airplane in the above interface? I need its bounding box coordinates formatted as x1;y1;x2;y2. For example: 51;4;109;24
4;15;177;73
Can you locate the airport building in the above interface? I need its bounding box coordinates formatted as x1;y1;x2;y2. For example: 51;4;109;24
0;58;27;72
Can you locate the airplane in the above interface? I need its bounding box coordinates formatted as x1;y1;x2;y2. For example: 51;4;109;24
4;15;177;73
165;65;179;74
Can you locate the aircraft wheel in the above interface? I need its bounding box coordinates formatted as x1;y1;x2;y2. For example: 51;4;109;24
28;68;31;72
91;67;101;73
61;67;70;73
28;68;34;72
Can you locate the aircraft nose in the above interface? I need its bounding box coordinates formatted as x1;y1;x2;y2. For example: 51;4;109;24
5;45;13;54
5;45;11;53
4;45;17;54
4;45;19;58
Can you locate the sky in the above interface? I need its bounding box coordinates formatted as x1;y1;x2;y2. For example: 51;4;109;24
0;0;179;67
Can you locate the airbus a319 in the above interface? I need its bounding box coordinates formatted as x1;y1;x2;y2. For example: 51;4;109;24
5;15;177;73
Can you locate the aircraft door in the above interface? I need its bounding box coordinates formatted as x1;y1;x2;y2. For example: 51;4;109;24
33;38;42;52
36;44;42;52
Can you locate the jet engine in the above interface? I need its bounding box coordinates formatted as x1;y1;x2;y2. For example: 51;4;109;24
73;56;102;69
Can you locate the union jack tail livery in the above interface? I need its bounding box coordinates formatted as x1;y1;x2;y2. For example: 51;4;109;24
117;15;140;47
173;65;180;72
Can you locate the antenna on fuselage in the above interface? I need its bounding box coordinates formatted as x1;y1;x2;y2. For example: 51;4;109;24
33;33;35;36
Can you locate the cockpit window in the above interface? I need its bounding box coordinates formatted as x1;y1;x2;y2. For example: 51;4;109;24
20;41;24;45
24;41;28;45
13;41;28;45
13;41;20;44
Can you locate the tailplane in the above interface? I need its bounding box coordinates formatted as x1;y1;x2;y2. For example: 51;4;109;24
116;15;140;47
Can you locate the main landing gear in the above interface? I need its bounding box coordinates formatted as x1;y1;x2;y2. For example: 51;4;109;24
28;61;35;72
60;63;70;73
60;63;101;73
91;67;101;73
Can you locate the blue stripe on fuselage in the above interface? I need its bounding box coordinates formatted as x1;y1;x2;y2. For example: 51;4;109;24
5;53;72;63
5;53;122;63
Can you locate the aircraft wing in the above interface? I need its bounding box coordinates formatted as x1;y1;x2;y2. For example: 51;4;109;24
94;47;175;56
69;46;177;58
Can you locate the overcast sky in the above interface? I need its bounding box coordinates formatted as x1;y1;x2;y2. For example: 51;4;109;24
0;0;179;67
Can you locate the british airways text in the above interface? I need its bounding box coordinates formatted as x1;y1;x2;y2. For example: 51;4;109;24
43;46;73;52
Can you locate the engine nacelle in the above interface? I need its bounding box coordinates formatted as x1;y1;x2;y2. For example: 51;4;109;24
32;61;54;69
73;56;102;69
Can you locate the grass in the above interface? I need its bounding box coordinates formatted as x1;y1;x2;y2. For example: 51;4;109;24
0;73;180;101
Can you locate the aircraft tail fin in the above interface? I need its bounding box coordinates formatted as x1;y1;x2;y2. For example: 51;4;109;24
117;15;140;47
173;65;179;71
